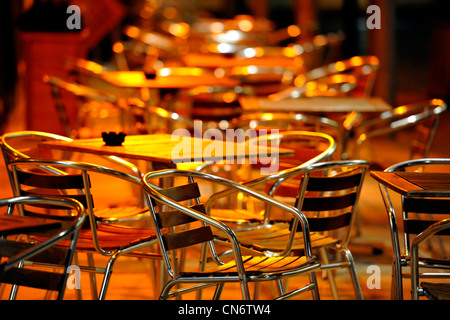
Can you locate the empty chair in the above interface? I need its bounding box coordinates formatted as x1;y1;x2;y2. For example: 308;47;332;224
0;195;86;299
188;85;254;125
231;112;344;159
209;160;369;299
204;131;336;222
7;158;161;300
376;158;450;300
288;55;379;98
43;75;125;138
142;169;321;300
350;99;447;169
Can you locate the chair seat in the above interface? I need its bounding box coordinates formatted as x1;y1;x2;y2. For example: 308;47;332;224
181;255;318;278
211;208;265;222
214;223;339;253
34;224;157;251
94;206;150;223
421;282;450;300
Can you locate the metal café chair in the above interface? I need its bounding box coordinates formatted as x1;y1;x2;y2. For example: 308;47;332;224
231;112;344;160
377;158;450;300
209;160;369;299
7;158;161;300
350;99;447;168
0;195;86;300
142;169;321;300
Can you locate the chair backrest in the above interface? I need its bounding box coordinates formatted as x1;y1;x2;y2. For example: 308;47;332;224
353;99;447;159
1;131;74;191
189;85;254;124
0;195;85;299
231;112;343;159
247;130;336;174
249;160;368;246
125;98;197;135
43;75;118;138
7;158;144;253
295;55;379;97
143;169;316;274
384;158;450;255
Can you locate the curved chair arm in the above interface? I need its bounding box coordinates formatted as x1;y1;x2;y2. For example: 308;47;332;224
142;169;315;259
353;99;447;156
410;218;450;299
385;158;450;173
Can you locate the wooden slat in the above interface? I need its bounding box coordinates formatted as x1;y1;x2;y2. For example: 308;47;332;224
421;282;450;300
163;226;213;251
301;193;357;211
0;239;68;264
404;197;450;214
157;204;205;228
0;268;65;291
158;183;201;202
15;170;85;189
306;173;362;191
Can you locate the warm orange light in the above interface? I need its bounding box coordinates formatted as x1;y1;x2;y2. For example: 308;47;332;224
282;47;297;58
313;34;327;47
334;61;346;72
238;19;253;32
112;42;124;54
209;22;225;33
222;92;236;103
294;75;306;87
168;22;190;38
84;61;103;74
350;56;363;67
287;25;301;37
124;25;140;39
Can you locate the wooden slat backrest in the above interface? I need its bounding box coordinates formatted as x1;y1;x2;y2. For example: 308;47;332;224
294;171;363;231
153;182;214;251
12;167;90;227
403;197;450;235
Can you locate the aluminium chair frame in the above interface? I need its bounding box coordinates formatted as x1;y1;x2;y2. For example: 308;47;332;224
378;158;450;300
351;99;447;161
142;169;321;300
7;158;161;300
0;195;86;300
206;160;369;299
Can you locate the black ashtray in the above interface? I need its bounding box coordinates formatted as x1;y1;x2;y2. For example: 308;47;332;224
102;132;126;146
144;72;157;79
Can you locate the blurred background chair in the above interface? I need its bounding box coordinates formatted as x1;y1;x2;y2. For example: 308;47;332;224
231;112;343;160
377;158;450;300
7;158;161;300
203;130;336;223
43;75;123;138
210;160;369;299
349;99;447;169
0;195;86;300
142;169;321;300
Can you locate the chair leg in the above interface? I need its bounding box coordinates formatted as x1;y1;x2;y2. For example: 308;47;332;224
319;247;340;300
309;272;321;300
87;253;99;300
98;253;119;300
213;284;224;300
342;248;363;299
